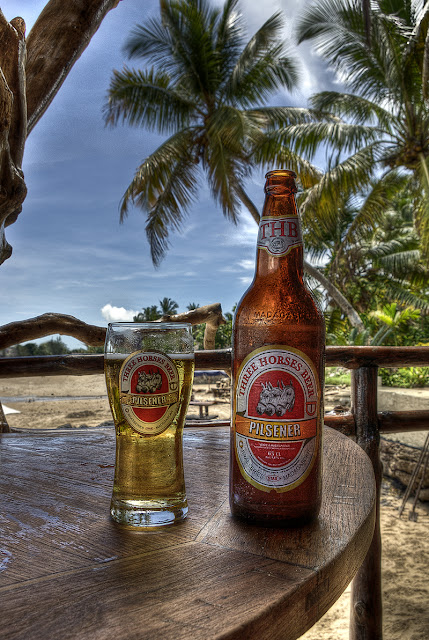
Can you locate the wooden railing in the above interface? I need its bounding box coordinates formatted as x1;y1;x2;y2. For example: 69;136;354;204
1;344;429;640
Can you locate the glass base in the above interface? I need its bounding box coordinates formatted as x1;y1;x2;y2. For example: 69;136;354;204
110;498;188;528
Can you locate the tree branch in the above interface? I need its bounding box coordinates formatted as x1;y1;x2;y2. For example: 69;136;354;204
157;303;226;350
0;11;27;265
1;2;124;266
26;0;123;134
0;305;226;351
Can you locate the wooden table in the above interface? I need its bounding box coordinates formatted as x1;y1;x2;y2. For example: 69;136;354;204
0;427;375;640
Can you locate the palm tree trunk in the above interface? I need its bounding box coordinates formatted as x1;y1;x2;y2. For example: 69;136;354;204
236;186;365;330
303;260;365;330
423;28;429;100
235;183;261;225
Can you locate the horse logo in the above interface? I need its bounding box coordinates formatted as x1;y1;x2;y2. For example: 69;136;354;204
135;369;162;394
256;380;295;417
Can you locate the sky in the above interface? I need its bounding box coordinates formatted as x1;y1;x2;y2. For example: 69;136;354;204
1;0;339;349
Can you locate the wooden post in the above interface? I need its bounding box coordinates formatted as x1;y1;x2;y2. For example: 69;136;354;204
0;400;10;433
350;365;383;639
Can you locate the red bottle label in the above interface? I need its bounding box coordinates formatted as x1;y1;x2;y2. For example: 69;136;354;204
119;351;179;435
233;346;321;492
257;215;303;257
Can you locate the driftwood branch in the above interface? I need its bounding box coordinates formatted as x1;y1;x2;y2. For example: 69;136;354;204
0;313;106;349
0;304;226;351
26;0;123;134
0;1;123;265
158;303;226;350
0;11;27;265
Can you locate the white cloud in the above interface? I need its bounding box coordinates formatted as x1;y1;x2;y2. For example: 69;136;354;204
101;304;137;323
220;209;259;247
239;276;253;286
238;259;255;270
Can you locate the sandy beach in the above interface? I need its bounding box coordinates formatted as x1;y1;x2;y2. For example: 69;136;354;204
2;374;428;639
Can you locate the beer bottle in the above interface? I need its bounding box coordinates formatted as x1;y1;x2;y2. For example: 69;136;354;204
230;169;325;525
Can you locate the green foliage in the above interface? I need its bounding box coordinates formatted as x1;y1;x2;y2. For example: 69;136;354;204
131;299;234;349
187;307;233;349
325;367;351;386
86;346;104;354
15;336;70;356
296;0;429;257
369;302;422;345
133;298;180;321
215;311;233;349
379;367;429;388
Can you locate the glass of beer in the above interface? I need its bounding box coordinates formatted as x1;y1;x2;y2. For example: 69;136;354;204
104;322;194;528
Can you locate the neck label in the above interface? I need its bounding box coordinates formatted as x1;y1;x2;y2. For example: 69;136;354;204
257;216;303;257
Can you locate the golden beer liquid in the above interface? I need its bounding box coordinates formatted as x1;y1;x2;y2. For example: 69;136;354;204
105;353;194;527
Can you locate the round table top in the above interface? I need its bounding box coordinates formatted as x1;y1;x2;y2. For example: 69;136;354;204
0;426;375;640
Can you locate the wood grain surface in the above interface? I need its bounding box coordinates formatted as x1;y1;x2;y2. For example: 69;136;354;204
0;427;375;640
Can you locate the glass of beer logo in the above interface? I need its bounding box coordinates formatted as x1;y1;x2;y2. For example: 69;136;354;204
104;323;194;527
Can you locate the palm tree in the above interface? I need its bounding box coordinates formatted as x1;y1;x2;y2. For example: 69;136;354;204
105;0;388;329
134;305;161;321
104;0;323;267
280;0;429;255
159;297;179;315
305;174;429;307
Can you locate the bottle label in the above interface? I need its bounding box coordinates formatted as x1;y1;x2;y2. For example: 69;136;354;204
119;351;179;435
233;346;320;492
257;216;303;257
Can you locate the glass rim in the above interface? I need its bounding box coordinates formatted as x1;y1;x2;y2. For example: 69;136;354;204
107;322;192;330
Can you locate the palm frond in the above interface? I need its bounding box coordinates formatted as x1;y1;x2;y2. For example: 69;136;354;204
248;105;334;127
130;0;222;96
123;13;177;65
324;306;349;344
270;120;382;160
405;1;429;96
296;0;413;102
377;247;421;269
371;326;392;345
384;282;429;311
333;171;409;261
309;91;394;130
145;157;200;265
298;144;383;227
205;106;264;155
223;11;299;104
104;67;195;133
120;128;198;218
215;0;245;75
252;138;323;188
204;136;245;224
118;128;200;264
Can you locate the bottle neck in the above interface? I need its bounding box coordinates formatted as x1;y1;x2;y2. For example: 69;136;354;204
255;175;304;281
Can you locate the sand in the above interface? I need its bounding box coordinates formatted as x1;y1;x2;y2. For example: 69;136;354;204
1;374;429;639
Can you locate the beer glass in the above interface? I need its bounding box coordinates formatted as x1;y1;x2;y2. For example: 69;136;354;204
104;322;194;527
